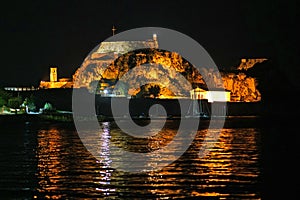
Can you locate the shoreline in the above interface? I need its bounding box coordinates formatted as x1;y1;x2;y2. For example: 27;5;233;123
0;112;262;123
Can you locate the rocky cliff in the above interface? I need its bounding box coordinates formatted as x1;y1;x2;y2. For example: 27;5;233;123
73;41;266;102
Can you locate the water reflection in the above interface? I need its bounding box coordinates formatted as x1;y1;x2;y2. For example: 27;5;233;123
35;120;261;199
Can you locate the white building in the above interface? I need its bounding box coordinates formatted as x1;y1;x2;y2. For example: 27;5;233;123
190;87;231;102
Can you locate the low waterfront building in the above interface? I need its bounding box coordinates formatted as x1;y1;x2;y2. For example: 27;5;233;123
190;87;231;102
4;86;38;91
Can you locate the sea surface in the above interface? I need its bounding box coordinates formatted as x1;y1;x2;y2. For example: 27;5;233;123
0;116;263;199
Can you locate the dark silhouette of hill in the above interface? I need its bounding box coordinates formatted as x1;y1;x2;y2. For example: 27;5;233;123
251;58;300;199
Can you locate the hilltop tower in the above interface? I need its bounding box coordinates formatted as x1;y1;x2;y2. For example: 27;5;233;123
39;67;73;89
50;67;57;82
152;33;158;48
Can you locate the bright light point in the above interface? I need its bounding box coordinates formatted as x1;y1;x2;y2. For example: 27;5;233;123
153;33;157;40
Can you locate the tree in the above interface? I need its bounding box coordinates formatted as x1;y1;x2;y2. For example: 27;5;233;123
148;85;161;98
44;102;54;111
135;84;161;98
135;85;147;98
0;88;12;106
22;95;36;112
0;97;6;107
8;97;22;114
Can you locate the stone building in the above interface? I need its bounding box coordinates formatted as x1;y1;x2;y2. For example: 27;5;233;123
39;67;73;89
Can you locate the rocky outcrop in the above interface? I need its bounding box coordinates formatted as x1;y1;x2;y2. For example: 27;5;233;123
221;72;261;102
73;49;204;97
73;39;266;102
237;58;267;71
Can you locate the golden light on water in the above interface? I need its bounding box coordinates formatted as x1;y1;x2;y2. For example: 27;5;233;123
37;128;63;199
34;121;261;199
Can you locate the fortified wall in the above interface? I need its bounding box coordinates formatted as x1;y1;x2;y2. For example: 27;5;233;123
39;34;266;102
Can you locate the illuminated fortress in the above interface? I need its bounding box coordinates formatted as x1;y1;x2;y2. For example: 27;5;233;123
39;34;267;102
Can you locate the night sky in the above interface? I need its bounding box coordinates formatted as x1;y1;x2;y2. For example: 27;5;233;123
1;1;299;198
0;0;298;88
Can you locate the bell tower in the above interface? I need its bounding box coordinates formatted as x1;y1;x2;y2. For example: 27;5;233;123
50;67;57;82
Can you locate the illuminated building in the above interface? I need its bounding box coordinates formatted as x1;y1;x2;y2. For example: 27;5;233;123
39;67;73;89
190;87;231;102
4;86;38;91
50;67;57;82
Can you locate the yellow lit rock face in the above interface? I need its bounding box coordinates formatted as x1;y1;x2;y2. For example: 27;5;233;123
221;72;261;102
73;39;266;102
218;58;267;102
73;48;205;97
237;58;267;71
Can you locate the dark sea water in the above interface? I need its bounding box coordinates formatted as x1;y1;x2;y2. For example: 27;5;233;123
0;116;263;199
